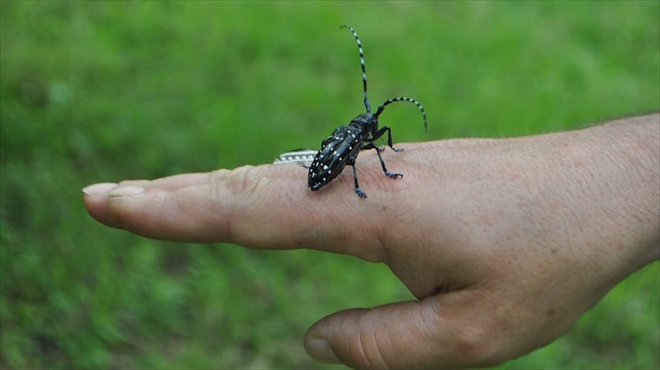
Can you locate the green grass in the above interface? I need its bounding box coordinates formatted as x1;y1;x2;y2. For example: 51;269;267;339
1;1;658;368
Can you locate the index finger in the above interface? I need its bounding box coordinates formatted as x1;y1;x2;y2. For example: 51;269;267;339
82;162;397;261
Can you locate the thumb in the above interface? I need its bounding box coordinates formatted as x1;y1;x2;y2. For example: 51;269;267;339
304;297;502;369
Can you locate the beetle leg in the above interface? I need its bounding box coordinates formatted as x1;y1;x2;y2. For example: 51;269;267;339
347;156;367;198
363;142;403;179
371;126;404;152
351;164;368;198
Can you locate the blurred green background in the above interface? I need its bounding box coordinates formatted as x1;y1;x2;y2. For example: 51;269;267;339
1;1;658;368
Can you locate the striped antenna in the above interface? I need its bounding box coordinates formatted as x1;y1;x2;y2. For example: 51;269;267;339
375;97;428;132
341;25;371;114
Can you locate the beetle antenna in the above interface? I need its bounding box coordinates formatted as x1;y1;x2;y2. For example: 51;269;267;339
375;97;428;132
341;25;371;114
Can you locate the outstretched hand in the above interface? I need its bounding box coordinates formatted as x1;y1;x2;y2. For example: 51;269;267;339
84;114;659;368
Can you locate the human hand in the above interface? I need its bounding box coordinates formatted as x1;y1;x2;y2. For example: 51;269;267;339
83;114;659;368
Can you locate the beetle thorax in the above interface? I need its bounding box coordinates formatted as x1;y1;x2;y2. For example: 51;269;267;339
350;113;379;137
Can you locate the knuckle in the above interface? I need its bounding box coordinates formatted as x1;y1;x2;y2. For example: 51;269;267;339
219;165;261;199
448;317;511;367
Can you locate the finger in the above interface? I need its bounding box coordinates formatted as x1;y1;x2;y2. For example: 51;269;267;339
83;173;216;227
304;293;510;369
82;164;391;259
83;182;120;226
116;166;309;190
84;165;307;243
116;172;216;191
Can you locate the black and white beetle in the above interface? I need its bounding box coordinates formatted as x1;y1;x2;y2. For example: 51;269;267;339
303;25;428;198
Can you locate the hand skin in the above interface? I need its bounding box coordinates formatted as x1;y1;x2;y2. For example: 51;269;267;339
83;113;659;369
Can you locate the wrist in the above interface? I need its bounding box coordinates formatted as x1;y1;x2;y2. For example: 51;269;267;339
571;114;659;276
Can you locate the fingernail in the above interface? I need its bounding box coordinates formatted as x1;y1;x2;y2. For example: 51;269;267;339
305;337;340;364
108;186;145;198
82;183;117;196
